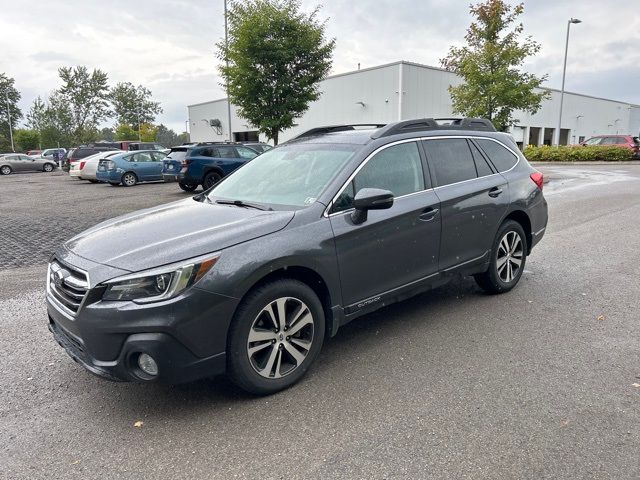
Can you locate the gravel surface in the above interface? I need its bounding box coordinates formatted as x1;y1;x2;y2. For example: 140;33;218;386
1;165;639;479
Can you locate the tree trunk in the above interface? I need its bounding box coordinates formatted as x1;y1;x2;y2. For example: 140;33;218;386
272;130;279;146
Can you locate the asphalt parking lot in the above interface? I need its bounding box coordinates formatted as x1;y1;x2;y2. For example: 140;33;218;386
1;166;639;479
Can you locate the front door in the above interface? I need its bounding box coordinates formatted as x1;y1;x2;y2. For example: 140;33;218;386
129;152;155;181
329;141;441;308
422;138;509;271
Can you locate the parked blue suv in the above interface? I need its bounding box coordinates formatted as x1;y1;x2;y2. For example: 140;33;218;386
162;143;259;192
96;150;167;186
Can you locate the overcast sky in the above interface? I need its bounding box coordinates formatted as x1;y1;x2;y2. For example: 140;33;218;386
1;0;638;133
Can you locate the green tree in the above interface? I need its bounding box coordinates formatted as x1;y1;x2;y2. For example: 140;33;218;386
0;73;22;148
15;129;40;152
139;123;158;142
110;82;163;129
440;0;549;131
39;91;75;147
218;0;335;144
26;96;47;148
115;123;137;141
99;127;115;141
57;66;110;143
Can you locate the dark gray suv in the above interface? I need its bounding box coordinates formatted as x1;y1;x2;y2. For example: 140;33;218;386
47;118;548;394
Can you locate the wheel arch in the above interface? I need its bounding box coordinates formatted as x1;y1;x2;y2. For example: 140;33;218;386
236;265;336;340
203;166;225;179
503;210;532;254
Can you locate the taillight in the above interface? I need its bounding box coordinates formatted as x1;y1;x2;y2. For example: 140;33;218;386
182;159;192;167
530;171;544;190
79;161;86;170
107;160;116;170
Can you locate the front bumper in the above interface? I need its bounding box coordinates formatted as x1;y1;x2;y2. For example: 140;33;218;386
46;256;239;384
49;317;226;383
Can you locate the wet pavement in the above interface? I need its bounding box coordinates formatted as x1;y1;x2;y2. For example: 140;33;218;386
1;165;639;479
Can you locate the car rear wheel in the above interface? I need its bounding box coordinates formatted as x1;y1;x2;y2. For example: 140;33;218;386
203;171;222;190
179;182;198;192
121;172;137;187
227;279;325;395
0;165;11;175
475;220;527;294
43;163;54;172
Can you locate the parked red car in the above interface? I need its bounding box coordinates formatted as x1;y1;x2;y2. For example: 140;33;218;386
581;135;640;157
26;149;43;156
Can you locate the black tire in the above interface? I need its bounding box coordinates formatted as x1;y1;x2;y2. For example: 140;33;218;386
109;182;120;186
178;182;198;192
0;165;11;175
43;163;54;172
121;172;137;187
475;220;527;294
88;179;99;184
227;279;325;395
203;171;222;190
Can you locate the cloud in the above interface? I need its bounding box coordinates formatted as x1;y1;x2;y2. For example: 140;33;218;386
1;0;638;134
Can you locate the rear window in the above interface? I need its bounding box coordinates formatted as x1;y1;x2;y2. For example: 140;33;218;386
167;149;187;161
476;139;518;172
73;149;96;159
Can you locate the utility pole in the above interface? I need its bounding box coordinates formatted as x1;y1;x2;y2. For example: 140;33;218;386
224;0;233;142
5;90;15;152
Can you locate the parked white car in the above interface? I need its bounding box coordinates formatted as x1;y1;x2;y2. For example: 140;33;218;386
69;151;125;181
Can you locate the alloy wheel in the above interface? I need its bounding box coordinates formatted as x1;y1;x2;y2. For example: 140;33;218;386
0;166;10;175
496;231;523;283
44;164;54;172
247;297;314;379
123;173;136;186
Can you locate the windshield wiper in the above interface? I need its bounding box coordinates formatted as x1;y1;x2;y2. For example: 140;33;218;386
215;199;272;211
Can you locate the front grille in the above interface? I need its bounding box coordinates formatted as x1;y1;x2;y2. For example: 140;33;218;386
48;260;89;317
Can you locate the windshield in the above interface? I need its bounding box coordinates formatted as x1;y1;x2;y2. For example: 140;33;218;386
208;143;357;208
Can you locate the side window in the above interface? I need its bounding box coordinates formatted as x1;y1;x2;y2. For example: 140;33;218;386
476;139;518;173
200;148;216;157
615;137;627;145
332;142;424;213
133;152;152;162
423;138;477;186
217;146;237;158
151;152;166;161
236;147;258;159
469;141;494;177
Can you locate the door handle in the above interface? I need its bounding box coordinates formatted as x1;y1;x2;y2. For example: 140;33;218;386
488;187;503;198
419;207;439;221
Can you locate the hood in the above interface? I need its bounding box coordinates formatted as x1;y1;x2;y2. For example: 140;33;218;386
65;198;294;271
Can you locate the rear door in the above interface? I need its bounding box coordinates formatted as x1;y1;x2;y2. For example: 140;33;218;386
422;137;509;271
329;141;441;307
150;152;166;179
129;152;155;180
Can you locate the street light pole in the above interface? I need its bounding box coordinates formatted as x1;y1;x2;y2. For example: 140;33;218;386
224;0;233;142
5;90;15;152
556;18;581;146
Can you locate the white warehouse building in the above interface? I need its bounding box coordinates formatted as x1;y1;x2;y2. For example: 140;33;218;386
187;60;640;148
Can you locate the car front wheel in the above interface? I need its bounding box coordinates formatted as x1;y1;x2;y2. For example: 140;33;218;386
0;165;11;175
227;279;325;395
474;220;527;294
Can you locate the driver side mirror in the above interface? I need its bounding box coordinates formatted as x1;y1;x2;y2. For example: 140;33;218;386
351;188;394;224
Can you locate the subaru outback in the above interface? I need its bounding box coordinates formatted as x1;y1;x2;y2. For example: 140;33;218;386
46;118;548;395
162;142;259;192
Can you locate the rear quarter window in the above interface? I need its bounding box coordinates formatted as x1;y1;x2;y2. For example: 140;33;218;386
476;139;518;172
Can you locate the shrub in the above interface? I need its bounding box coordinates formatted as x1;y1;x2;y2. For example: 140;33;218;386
523;145;633;162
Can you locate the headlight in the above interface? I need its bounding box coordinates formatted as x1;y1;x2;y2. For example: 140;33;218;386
102;253;220;303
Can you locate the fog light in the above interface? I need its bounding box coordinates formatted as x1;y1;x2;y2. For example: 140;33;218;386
138;353;158;376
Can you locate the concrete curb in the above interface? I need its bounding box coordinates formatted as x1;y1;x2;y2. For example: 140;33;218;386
531;161;640;166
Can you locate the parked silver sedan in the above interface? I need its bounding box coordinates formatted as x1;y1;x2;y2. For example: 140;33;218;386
0;153;58;175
